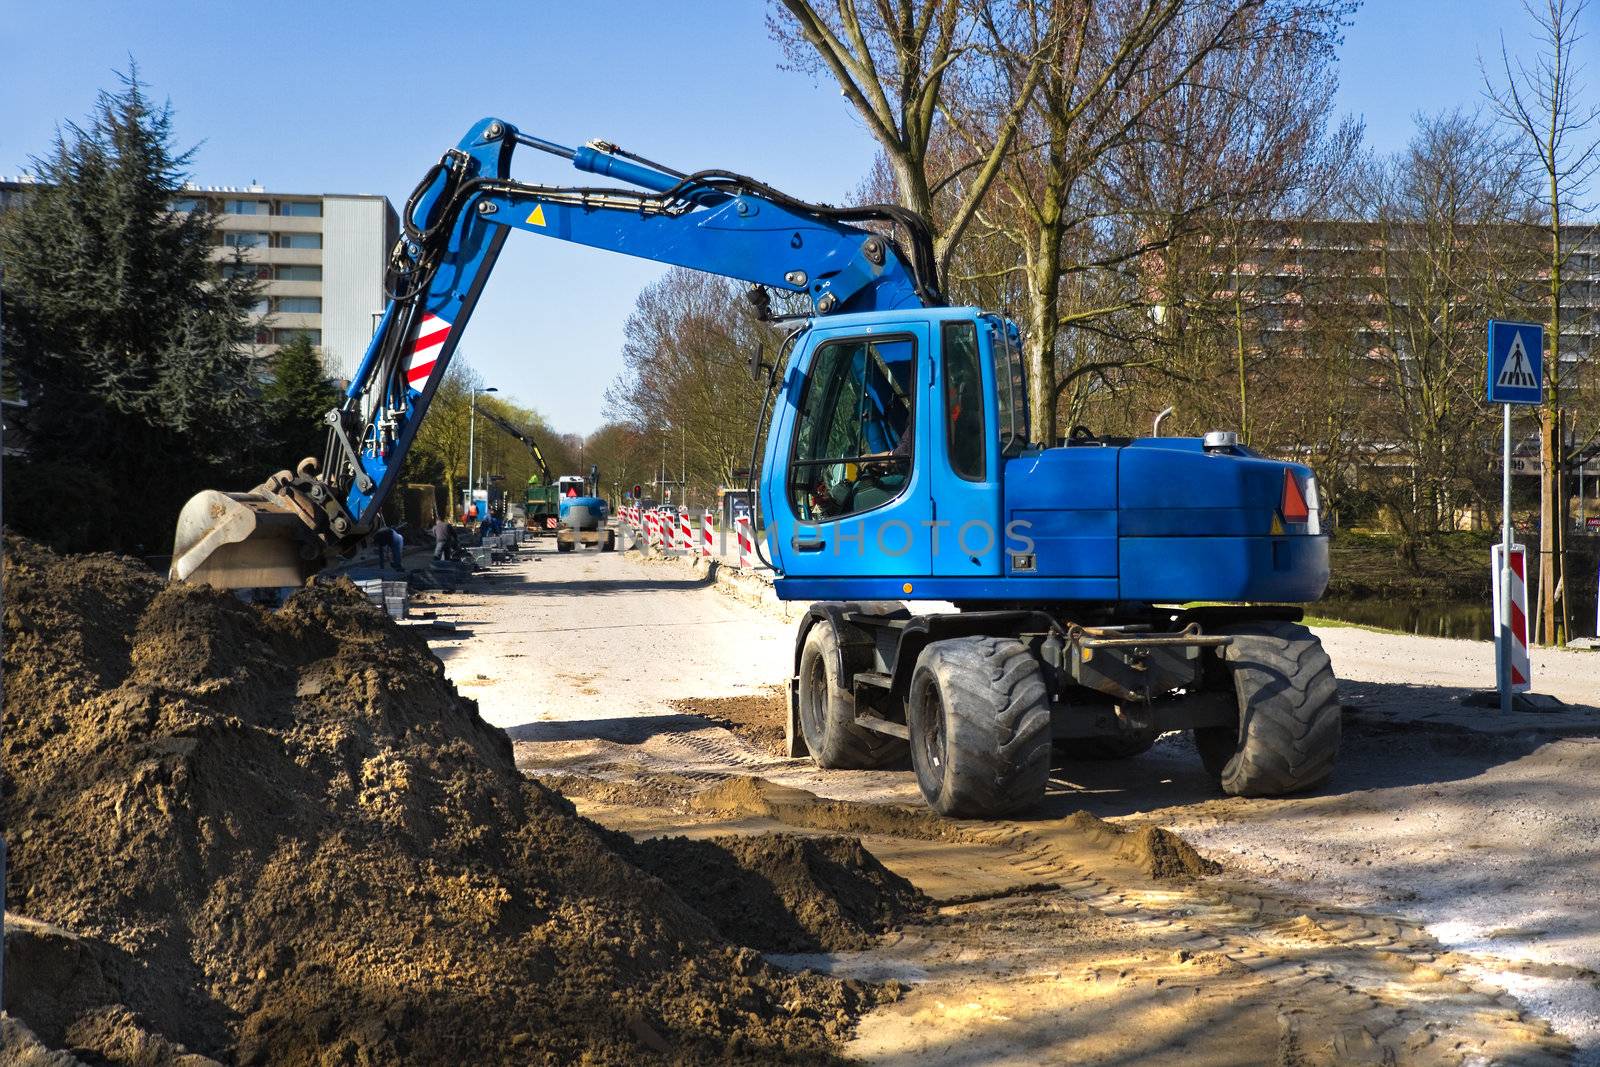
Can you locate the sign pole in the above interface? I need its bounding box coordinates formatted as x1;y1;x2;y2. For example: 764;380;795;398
1499;402;1513;716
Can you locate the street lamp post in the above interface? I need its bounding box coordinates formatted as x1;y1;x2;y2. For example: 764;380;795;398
467;385;498;517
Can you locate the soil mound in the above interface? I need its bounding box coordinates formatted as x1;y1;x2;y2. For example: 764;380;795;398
691;776;959;841
1;536;890;1065
629;833;928;952
1062;812;1220;879
668;689;787;755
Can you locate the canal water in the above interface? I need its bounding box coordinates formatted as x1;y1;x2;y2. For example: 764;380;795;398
1316;587;1599;642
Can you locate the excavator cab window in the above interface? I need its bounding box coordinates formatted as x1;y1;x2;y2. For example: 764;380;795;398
941;321;986;481
788;335;915;522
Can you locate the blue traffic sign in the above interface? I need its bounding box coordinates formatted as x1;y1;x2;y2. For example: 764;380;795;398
1487;320;1543;405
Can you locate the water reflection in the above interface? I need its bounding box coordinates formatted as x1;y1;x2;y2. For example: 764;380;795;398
1315;594;1599;641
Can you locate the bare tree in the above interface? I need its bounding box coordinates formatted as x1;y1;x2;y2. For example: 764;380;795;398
770;0;1048;276
963;0;1353;440
1352;113;1544;563
1485;0;1600;642
607;269;781;507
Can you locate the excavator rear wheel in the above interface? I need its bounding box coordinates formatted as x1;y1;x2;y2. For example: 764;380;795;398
1195;621;1340;796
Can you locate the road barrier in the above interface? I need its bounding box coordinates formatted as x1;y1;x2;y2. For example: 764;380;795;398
702;510;714;559
1491;542;1531;691
736;515;755;570
679;510;691;551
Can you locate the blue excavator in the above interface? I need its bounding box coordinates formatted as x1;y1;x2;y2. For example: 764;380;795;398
171;118;1340;816
472;406;562;536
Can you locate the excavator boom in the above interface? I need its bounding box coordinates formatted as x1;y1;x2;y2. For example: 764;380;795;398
171;117;938;587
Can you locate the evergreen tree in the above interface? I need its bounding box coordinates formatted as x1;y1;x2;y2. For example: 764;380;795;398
260;333;338;465
0;68;262;554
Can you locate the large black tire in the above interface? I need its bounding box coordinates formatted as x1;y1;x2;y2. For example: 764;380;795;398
907;637;1051;818
601;530;616;552
797;622;904;769
1195;621;1341;796
1059;728;1157;760
556;539;574;553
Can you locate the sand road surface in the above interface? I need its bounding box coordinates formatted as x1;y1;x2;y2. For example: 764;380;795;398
418;544;1600;1064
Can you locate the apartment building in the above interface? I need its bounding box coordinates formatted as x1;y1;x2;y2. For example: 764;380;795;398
1168;219;1600;371
2;175;397;377
180;185;398;376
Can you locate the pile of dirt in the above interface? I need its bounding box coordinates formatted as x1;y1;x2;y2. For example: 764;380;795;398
669;689;788;756
691;776;962;841
1;536;893;1065
1062;812;1221;880
628;833;928;953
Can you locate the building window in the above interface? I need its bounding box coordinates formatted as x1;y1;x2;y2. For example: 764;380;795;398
221;262;271;280
277;200;322;217
274;265;323;282
223;231;269;248
274;296;322;314
277;232;322;250
173;197;205;213
224;199;270;215
274;328;321;346
246;298;270;316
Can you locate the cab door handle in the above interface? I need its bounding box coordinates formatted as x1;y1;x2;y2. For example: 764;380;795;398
791;537;825;552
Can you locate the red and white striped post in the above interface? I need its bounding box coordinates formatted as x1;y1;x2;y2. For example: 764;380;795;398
735;515;755;571
701;510;714;559
678;510;692;553
1492;543;1532;692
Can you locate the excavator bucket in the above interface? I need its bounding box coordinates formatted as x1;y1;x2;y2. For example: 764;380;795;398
170;489;322;589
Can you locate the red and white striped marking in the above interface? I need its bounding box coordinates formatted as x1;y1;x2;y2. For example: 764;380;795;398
735;516;755;570
678;510;691;551
1492;542;1531;691
406;313;453;389
701;510;713;559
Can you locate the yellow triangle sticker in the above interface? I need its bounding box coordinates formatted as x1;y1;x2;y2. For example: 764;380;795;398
1270;514;1285;535
526;204;547;227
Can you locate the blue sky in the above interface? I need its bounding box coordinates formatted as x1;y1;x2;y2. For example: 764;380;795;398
0;0;1581;436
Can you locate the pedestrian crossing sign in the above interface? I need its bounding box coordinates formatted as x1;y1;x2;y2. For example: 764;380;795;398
1487;320;1543;405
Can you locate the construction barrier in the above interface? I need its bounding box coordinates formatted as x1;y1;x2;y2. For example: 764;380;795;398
1492;542;1531;691
702;510;713;559
679;510;691;552
735;515;755;571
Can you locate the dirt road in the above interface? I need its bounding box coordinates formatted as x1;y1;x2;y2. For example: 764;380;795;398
420;544;1600;1064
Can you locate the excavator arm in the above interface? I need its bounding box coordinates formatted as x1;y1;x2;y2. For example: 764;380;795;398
171;117;940;587
474;407;552;486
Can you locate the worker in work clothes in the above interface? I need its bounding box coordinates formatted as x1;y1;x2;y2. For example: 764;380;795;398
373;524;405;572
432;517;450;561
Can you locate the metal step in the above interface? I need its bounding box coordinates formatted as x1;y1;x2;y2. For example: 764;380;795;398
855;671;894;689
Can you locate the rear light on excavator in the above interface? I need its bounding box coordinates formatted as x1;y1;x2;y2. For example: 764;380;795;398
1281;469;1309;523
1280;469;1321;534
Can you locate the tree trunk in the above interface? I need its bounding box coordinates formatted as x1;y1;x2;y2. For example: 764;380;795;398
1025;224;1063;445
